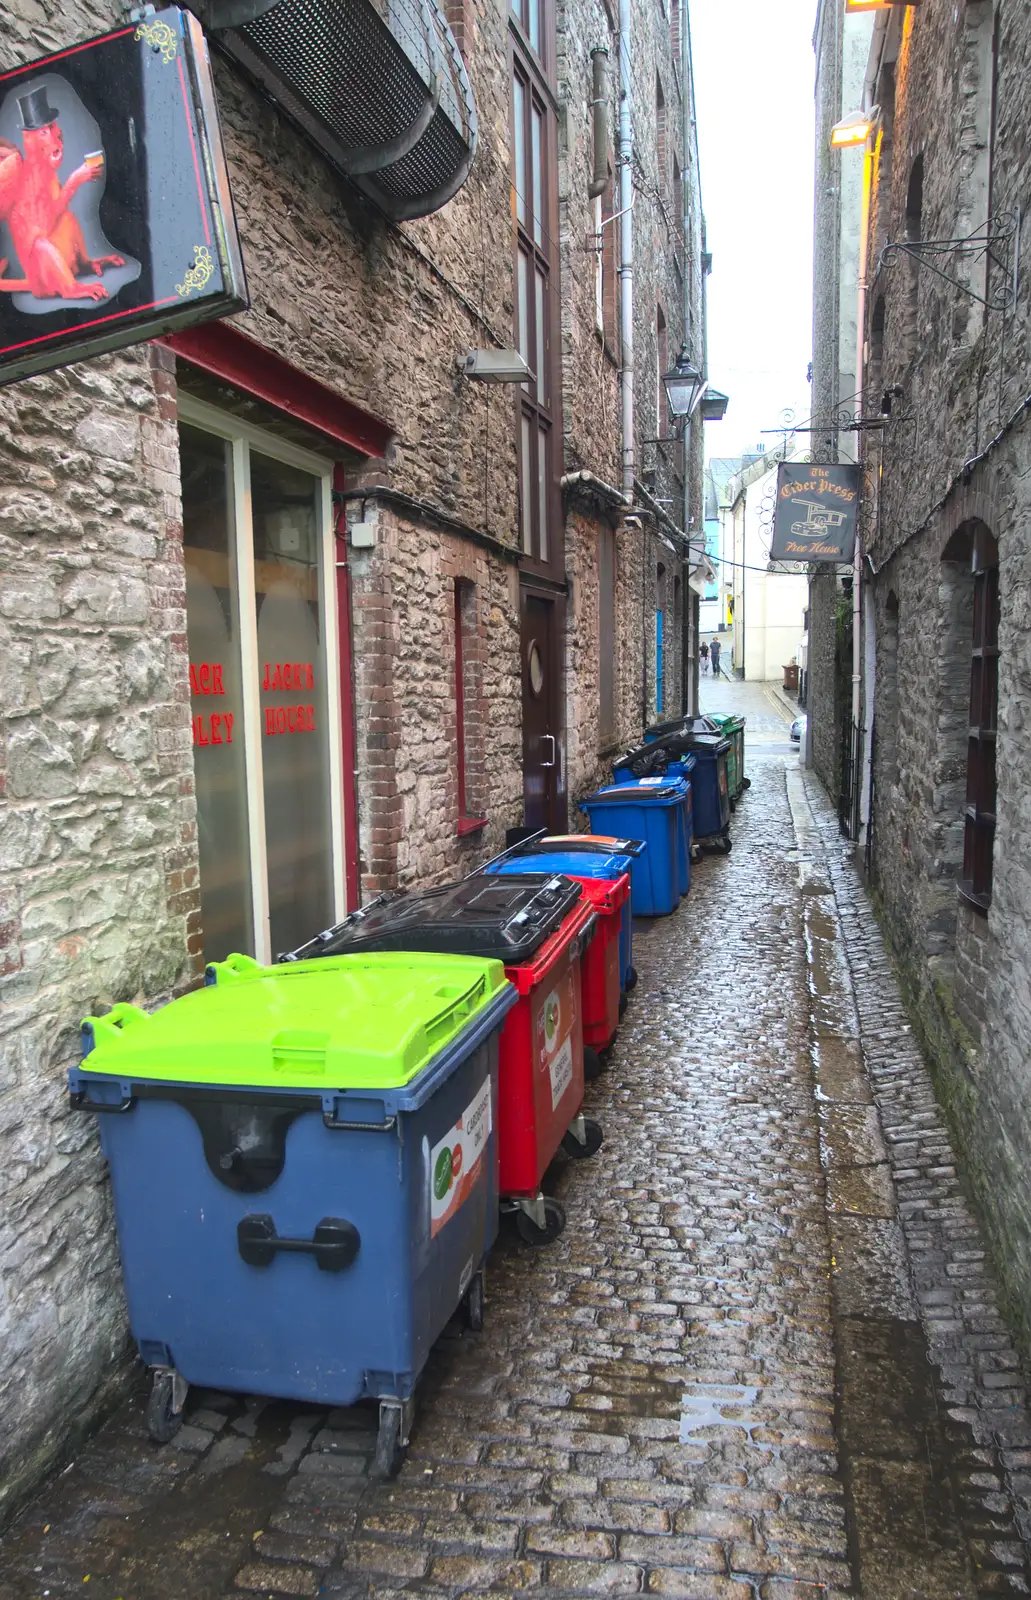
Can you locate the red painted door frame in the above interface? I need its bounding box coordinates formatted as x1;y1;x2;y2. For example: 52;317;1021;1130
164;326;378;911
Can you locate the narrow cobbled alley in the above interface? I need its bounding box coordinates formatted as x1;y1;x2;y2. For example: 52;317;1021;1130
4;684;1031;1600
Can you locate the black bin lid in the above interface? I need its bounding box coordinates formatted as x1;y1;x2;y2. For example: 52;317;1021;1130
645;715;718;738
281;873;583;965
661;731;731;756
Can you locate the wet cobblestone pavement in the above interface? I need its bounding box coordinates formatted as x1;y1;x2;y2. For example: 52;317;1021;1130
5;681;1031;1599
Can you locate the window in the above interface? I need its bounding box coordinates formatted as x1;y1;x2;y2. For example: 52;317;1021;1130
656;608;665;715
598;524;617;743
656;74;667;195
510;0;546;71
512;41;558;567
596;175;619;353
656;561;666;716
903;154;923;363
179;398;348;962
962;526;999;908
455;579;486;833
656;303;668;437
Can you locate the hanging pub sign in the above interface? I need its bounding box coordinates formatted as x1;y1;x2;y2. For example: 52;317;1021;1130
770;461;860;565
0;6;247;387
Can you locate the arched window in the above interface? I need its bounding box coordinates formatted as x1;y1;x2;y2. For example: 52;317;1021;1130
962;524;999;908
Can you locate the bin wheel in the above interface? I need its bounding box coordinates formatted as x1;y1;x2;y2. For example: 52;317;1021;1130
374;1404;407;1479
729;797;737;812
464;1269;485;1332
742;777;751;790
562;1117;604;1160
721;835;733;854
583;1046;605;1081
145;1371;184;1445
515;1197;566;1247
625;966;638;993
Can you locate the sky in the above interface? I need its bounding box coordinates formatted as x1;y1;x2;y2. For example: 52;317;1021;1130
689;0;817;460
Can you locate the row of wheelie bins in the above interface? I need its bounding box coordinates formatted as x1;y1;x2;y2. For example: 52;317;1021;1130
67;832;651;1476
66;722;745;1477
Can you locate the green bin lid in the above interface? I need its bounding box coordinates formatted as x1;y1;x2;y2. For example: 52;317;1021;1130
80;951;510;1091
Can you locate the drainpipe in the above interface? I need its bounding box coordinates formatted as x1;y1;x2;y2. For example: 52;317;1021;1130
588;48;609;200
618;0;634;498
854;141;872;840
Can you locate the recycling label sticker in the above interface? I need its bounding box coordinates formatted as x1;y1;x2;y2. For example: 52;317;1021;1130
535;970;578;1111
548;1035;574;1109
430;1077;492;1238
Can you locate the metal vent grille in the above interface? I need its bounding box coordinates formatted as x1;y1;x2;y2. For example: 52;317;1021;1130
220;0;476;219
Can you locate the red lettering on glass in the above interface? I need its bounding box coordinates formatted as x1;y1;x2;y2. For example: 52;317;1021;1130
224;712;234;743
262;661;315;695
190;662;226;697
210;713;223;745
262;703;316;736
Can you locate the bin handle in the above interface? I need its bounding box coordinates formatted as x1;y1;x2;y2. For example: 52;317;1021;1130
69;1086;135;1114
421;975;486;1049
237;1214;361;1272
80;1002;149;1057
322;1107;397;1133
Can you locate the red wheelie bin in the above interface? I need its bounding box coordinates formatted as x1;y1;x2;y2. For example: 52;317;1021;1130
283;874;602;1246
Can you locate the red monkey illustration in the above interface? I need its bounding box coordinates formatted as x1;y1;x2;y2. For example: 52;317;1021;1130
0;86;124;302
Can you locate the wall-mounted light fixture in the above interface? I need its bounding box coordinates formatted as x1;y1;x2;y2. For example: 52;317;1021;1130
830;108;878;149
661;347;707;419
845;0;918;12
699;387;729;423
458;349;533;382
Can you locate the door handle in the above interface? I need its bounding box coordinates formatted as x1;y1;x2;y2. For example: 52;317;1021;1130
237;1214;361;1272
540;734;557;769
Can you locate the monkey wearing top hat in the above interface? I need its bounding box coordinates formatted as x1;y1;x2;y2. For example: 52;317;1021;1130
0;85;124;302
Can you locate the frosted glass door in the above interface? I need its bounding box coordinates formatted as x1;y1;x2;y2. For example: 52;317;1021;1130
181;424;254;959
251;449;333;957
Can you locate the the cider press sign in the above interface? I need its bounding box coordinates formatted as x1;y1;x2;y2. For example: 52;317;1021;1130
770;462;859;564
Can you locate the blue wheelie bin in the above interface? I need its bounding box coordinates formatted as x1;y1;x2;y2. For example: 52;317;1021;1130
609;763;693;898
581;779;687;915
667;734;731;852
69;950;517;1476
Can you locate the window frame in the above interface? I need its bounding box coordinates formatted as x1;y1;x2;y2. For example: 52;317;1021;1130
960;527;999;912
511;40;561;575
178;393;348;960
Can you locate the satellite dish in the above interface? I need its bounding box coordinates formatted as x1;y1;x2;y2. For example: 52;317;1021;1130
182;0;284;30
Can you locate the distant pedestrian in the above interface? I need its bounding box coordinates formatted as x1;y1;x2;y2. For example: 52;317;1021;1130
700;641;709;675
710;637;722;678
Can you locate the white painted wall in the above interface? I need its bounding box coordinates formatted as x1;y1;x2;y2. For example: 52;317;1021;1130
728;456;809;682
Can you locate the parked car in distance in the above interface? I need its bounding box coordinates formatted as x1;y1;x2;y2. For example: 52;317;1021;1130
790;714;806;744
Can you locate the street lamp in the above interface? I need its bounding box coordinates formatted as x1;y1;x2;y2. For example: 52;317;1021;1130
661;347;707;420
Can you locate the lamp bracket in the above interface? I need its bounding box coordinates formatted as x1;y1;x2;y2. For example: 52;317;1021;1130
879;209;1020;312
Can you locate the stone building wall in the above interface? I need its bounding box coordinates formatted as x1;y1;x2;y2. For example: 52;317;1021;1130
0;0;702;1517
848;0;1031;1354
0;0;522;1516
0;341;195;1520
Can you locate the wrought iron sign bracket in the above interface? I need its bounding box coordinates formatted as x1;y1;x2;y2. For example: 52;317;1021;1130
879;210;1020;312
